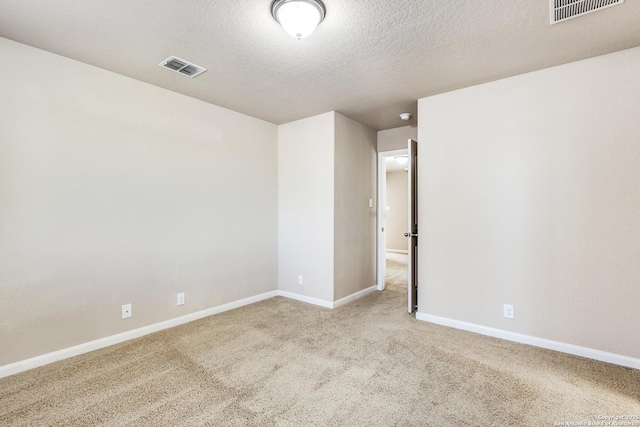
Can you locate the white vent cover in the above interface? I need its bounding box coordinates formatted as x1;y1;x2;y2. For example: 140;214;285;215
159;56;206;78
550;0;624;24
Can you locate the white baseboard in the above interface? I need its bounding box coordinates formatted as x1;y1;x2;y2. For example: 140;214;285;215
276;286;377;310
0;290;278;379
416;312;640;370
0;286;384;379
275;290;333;309
386;249;408;254
333;285;377;309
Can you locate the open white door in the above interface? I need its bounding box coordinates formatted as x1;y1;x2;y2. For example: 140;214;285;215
405;139;418;313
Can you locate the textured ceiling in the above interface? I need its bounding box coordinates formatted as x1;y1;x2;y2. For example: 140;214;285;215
1;0;639;130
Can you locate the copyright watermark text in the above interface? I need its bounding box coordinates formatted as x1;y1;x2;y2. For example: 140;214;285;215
554;416;640;426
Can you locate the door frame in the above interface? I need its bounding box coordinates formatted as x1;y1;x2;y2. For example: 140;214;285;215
376;148;409;291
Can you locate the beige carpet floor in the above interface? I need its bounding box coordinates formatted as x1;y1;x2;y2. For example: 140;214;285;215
1;256;639;426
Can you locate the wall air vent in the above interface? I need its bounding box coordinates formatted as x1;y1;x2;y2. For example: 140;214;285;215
159;56;206;78
550;0;624;24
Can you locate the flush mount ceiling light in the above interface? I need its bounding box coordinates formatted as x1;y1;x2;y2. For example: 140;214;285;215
395;155;409;165
271;0;326;39
399;112;412;121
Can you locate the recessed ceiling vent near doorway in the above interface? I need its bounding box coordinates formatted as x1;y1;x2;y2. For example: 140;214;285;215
159;56;206;78
550;0;624;24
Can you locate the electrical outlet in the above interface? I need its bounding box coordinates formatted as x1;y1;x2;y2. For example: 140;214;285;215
122;303;132;319
298;275;304;285
177;292;185;306
503;304;514;319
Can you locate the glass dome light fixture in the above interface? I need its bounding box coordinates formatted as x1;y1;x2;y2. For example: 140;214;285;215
271;0;326;39
395;155;409;165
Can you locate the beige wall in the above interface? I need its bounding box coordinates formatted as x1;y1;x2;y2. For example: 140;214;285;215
385;171;408;252
418;47;640;359
0;38;278;365
334;113;377;300
278;111;377;303
278;112;335;302
377;125;417;152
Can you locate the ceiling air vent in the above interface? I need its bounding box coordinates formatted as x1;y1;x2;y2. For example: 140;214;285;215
159;56;206;78
550;0;624;24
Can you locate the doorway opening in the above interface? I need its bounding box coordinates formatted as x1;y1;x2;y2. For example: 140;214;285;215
377;140;418;313
376;149;409;297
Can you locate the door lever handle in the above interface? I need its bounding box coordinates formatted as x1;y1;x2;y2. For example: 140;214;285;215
404;232;418;238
